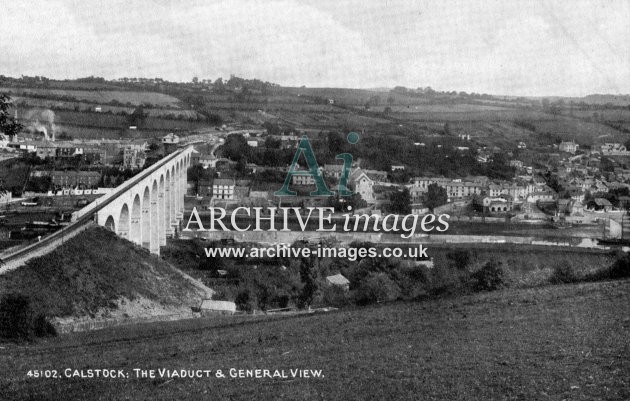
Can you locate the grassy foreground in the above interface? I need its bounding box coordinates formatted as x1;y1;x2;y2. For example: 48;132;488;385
0;279;628;400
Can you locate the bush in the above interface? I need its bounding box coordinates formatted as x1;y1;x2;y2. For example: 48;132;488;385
354;273;400;305
0;293;56;340
471;260;506;291
446;250;472;270
0;293;34;340
609;254;630;279
33;314;57;338
235;288;256;313
322;285;351;308
550;262;578;284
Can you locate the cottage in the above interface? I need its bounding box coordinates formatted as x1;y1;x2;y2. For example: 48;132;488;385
325;274;350;291
162;133;180;144
588;198;613;212
199;300;236;315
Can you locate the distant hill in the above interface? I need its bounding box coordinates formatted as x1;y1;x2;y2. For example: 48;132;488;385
581;94;630;106
0;227;210;321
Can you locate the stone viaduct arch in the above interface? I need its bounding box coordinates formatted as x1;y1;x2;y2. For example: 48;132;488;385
91;147;193;255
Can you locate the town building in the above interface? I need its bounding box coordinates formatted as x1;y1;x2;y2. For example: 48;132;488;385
162;133;180;145
122;148;146;169
600;143;630;156
50;171;102;188
559;141;579;154
212;179;235;200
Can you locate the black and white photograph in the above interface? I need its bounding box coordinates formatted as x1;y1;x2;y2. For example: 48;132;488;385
0;1;629;400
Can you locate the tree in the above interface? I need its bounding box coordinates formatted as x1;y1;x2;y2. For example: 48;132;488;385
389;188;411;214
354;273;400;305
471;259;506;291
0;94;23;136
424;183;448;210
297;257;318;309
127;105;147;126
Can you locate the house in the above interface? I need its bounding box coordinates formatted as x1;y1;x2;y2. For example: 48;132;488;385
482;196;512;213
588;198;613;212
122;148;146;169
391;165;405;171
414;258;434;269
198;300;236;315
125;140;149;152
0;189;12;204
212;179;235;200
600;143;630;156
557;199;584;216
198;154;217;169
82;146;107;164
618;196;630;209
350;170;375;204
509;160;524;168
35;142;57;159
323;164;345;179
55;142;84;158
246;139;259;147
527;190;556;203
559;141;579;154
162;133;180;144
198;179;213;197
50;171;102;188
292;174;316;186
411;204;429;215
234;185;250;200
0;133;9;149
325;274;350;291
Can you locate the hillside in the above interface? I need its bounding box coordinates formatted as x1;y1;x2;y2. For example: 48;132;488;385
0;279;627;400
0;227;209;322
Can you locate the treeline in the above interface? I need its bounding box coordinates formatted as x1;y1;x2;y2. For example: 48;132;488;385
164;240;630;314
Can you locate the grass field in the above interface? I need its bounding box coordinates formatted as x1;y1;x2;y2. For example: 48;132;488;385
0;279;628;400
0;87;182;107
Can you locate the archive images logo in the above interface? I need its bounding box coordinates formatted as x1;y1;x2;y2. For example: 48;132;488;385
274;132;360;197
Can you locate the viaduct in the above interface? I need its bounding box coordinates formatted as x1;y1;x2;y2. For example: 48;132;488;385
0;146;194;274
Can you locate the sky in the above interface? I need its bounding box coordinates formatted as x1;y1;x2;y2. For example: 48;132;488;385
0;0;628;96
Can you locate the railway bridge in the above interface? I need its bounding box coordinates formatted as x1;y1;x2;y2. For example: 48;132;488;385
0;146;194;274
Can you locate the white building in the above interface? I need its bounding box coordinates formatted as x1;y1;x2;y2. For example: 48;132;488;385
559;141;578;154
212;179;235;200
162;133;180;144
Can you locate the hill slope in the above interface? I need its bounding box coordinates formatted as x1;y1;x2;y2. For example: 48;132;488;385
0;227;209;321
0;279;628;400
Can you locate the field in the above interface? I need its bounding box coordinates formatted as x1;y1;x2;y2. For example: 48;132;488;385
0;87;183;107
3;83;629;151
0;279;628;400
